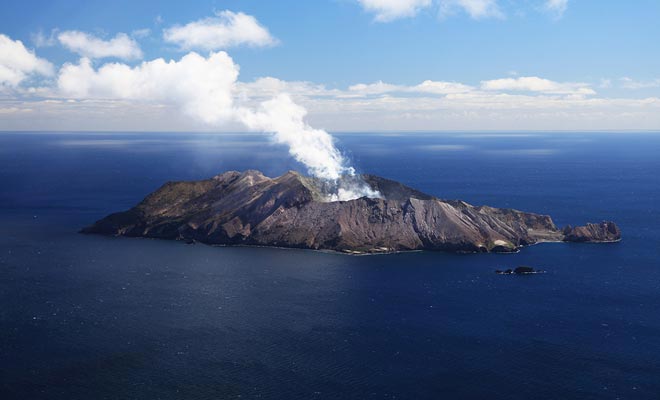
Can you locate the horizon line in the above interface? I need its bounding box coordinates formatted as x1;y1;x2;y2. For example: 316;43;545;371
2;129;660;134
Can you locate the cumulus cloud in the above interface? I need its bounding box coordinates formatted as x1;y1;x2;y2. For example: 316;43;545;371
0;34;54;88
57;52;238;124
439;0;504;19
357;0;432;22
163;10;277;51
481;76;595;95
544;0;568;18
58;31;143;60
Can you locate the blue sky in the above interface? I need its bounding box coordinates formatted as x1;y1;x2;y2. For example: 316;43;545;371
1;0;659;131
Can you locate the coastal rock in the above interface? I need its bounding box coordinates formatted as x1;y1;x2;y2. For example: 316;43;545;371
562;222;621;243
82;170;621;254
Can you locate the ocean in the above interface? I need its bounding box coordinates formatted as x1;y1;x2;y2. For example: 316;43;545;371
1;131;659;399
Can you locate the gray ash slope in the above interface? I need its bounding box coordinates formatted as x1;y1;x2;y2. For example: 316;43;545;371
82;170;621;253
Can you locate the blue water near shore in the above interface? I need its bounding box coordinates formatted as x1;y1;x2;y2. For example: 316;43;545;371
1;131;659;399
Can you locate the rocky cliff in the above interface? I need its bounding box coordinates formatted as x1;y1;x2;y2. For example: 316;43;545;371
82;170;621;254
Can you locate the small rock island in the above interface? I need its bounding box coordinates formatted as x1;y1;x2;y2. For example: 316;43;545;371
82;170;621;254
496;266;546;275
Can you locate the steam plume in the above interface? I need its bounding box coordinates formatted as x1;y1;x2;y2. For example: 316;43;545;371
56;50;380;201
238;94;348;180
238;94;380;200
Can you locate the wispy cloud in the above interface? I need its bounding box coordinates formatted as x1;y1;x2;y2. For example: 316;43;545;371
348;80;473;95
357;0;570;21
163;10;278;51
481;76;594;95
348;81;404;95
484;148;557;156
619;77;660;90
543;0;568;19
0;106;32;114
415;144;469;151
343;77;592;97
357;0;432;22
58;31;143;60
356;0;503;21
439;0;504;20
31;29;58;47
131;28;151;39
414;80;475;94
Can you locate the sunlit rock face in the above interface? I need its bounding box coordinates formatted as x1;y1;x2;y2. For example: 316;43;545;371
82;170;621;254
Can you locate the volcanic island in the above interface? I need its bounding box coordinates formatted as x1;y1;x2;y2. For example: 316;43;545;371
82;170;621;254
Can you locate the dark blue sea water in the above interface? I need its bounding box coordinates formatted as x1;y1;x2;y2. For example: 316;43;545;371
1;131;659;399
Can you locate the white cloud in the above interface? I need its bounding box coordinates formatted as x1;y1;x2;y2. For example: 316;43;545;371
481;76;595;95
58;31;143;60
544;0;568;18
1;36;656;134
6;77;660;132
349;80;403;94
357;0;432;22
163;10;277;51
0;106;32;114
32;30;58;47
0;34;54;88
131;28;151;39
413;80;474;94
240;78;468;100
7;85;659;132
439;0;504;20
619;77;660;90
57;52;238;124
348;80;474;95
299;91;660;131
236;77;337;100
359;0;572;21
52;61;655;132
